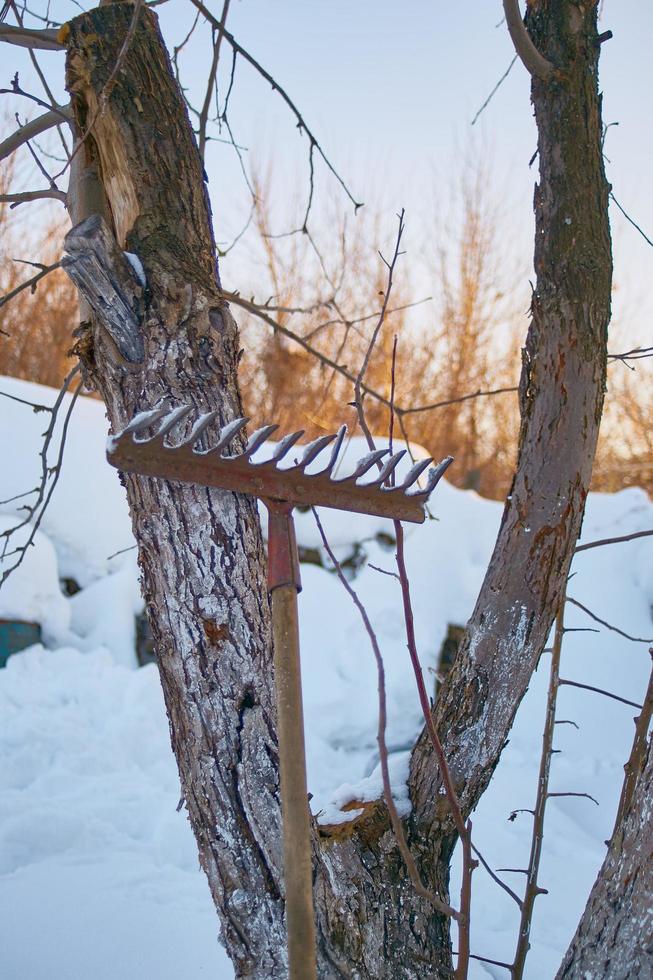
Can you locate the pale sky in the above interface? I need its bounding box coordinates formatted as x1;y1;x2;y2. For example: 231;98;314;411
5;1;653;341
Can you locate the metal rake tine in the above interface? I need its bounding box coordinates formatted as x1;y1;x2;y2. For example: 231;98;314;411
314;424;347;475
180;410;221;448
407;456;454;497
268;429;305;463
297;433;338;470
336;448;389;483
399;456;433;490
366;450;407;487
148;404;195;443
120;404;170;438
213;416;250;454
244;424;280;458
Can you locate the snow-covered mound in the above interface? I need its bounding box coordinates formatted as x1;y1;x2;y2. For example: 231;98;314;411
1;375;652;979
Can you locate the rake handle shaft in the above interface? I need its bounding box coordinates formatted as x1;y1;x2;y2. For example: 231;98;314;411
271;583;317;980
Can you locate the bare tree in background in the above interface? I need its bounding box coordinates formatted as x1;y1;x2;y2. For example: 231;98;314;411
0;1;650;976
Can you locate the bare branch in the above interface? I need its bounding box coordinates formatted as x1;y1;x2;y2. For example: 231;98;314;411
547;792;599;806
471;55;517;126
1;369;81;584
0;188;66;206
7;2;72;158
471;843;523;909
312;508;459;920
0;105;71;162
0;259;60;310
353;209;405;421
223;289;394;409
188;0;363;217
558;678;642;711
52;0;145;182
512;599;565;977
575;528;653;553
198;0;230;163
566;596;653;644
503;0;554;80
400;386;518;417
610;192;653;249
0;22;63;50
0;389;51;411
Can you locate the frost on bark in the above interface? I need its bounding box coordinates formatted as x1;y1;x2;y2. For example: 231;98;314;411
61;3;615;979
64;6;287;975
557;736;653;978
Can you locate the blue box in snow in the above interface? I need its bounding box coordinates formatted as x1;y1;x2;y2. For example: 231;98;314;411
0;619;42;668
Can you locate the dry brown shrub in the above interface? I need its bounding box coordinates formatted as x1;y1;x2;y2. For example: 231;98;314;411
1;152;651;504
0;161;78;388
236;164;524;499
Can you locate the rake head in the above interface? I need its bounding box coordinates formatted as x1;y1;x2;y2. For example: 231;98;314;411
106;405;453;524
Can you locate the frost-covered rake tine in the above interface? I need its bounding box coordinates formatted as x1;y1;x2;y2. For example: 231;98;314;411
107;405;452;980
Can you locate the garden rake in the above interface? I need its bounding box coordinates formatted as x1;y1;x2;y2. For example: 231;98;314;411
107;405;452;980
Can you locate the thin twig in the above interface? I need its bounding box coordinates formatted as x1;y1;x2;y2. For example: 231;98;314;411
353;209;405;415
610;192;653;249
1;365;79;558
188;0;363;219
312;508;458;920
566;596;653;644
575;528;653;553
350;228;473;976
1;376;82;584
546;792;599;806
471;843;523;909
401;386;518;417
0;388;51;411
0;260;60;310
198;0;230;162
7;2;71;158
512;598;564;978
0;105;70;162
558;678;642;710
471;55;517;126
0;188;66;206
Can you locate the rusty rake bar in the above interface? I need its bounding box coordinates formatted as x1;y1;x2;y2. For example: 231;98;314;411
107;405;452;524
107;405;452;980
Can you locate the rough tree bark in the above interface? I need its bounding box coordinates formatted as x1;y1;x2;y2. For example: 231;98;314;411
63;6;287;975
58;2;616;978
557;741;653;978
557;683;653;978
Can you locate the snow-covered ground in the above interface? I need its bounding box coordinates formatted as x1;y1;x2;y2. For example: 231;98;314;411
1;374;651;979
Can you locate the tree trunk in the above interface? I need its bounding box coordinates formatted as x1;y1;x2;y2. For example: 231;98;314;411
411;0;611;822
556;736;653;978
317;4;612;975
64;6;287;975
61;3;614;978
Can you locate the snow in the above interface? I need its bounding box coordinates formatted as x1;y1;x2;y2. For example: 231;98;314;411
0;516;70;640
123;250;147;287
1;375;652;979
